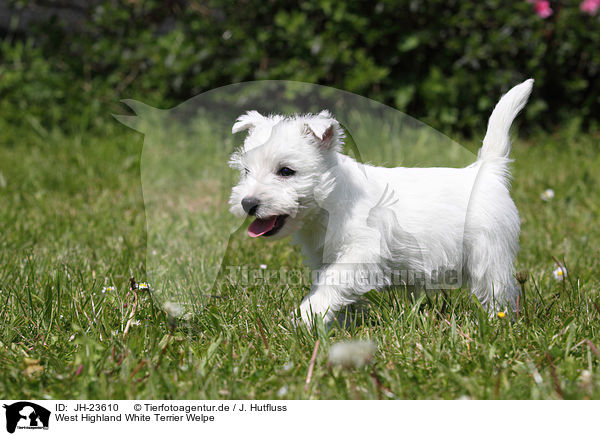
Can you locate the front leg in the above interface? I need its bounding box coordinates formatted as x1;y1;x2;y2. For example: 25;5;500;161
299;283;342;326
298;254;381;326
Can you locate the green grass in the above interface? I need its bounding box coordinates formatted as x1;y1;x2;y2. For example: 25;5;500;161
1;118;599;400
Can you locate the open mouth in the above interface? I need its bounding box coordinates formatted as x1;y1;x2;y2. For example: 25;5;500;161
248;214;288;237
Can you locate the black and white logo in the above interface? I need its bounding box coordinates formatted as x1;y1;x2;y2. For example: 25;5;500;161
3;402;50;434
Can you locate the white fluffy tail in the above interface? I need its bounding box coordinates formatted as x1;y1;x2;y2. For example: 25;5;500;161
478;79;534;161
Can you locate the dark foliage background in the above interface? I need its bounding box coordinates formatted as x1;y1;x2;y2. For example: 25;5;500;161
1;0;598;135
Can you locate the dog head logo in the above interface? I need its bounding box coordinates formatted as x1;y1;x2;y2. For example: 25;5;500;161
3;402;50;433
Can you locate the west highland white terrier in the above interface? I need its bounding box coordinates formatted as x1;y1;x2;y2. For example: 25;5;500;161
229;79;533;326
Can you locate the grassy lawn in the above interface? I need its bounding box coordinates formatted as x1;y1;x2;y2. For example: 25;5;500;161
1;117;599;400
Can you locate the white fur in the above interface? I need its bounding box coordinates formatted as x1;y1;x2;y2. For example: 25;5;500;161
229;80;534;326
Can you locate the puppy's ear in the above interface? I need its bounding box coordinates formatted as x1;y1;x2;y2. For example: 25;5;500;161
304;111;341;149
232;110;265;134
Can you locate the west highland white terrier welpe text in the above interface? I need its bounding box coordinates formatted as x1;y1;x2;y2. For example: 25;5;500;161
229;80;534;326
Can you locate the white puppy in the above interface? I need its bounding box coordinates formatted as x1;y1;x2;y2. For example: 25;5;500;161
229;80;533;326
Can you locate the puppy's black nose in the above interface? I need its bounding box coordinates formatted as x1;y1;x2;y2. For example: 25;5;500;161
242;197;260;215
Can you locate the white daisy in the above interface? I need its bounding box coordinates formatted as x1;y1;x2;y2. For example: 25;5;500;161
102;286;116;294
552;263;567;280
541;188;555;201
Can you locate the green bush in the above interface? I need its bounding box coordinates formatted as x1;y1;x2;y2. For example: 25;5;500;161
1;0;599;135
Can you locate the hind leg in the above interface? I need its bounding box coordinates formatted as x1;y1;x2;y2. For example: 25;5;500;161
465;228;520;313
464;190;521;312
463;161;521;312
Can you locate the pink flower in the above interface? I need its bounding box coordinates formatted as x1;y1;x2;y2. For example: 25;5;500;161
580;0;600;15
534;0;553;18
75;364;84;376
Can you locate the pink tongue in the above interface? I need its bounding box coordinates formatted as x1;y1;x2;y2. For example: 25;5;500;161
248;216;278;237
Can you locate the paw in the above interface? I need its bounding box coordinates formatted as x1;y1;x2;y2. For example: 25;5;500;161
298;299;336;327
289;310;303;328
288;307;315;329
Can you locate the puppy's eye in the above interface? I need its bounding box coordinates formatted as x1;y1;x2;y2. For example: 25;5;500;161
277;167;295;177
244;168;250;175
